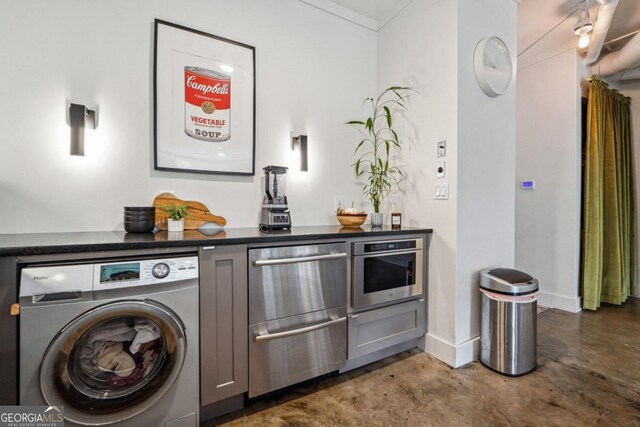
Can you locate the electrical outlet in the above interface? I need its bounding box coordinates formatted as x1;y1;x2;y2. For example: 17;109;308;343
334;196;345;212
437;140;446;158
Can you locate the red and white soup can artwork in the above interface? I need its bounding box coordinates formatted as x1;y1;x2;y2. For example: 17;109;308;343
184;66;231;142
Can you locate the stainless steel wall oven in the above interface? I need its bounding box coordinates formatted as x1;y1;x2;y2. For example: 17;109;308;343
352;238;423;309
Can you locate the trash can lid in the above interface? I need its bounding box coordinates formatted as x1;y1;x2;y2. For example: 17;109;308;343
480;268;538;295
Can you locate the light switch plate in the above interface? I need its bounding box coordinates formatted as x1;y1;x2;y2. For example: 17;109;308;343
436;161;445;178
434;183;449;200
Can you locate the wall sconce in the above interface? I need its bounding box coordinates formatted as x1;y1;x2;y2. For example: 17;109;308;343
291;134;308;172
69;103;96;156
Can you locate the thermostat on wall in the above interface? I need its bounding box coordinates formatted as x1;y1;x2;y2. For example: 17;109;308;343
521;180;536;190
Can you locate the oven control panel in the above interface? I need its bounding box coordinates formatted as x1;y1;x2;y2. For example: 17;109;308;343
363;240;417;253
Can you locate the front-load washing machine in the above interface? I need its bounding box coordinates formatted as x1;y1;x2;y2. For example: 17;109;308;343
19;254;199;426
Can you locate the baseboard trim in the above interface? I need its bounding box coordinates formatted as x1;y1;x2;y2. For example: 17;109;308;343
422;333;480;368
539;291;582;313
200;394;244;422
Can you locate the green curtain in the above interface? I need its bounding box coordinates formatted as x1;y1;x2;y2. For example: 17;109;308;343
582;77;637;310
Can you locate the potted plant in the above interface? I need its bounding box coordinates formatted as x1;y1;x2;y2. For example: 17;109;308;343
160;204;189;232
346;86;415;226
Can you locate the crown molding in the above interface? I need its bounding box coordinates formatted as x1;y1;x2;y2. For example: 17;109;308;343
297;0;378;31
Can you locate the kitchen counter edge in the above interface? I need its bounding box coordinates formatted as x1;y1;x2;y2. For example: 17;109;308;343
0;226;433;257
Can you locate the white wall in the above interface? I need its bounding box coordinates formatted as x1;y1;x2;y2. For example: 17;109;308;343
378;0;459;365
516;0;593;312
618;79;640;298
378;0;517;367
456;0;517;354
515;49;584;312
0;0;375;233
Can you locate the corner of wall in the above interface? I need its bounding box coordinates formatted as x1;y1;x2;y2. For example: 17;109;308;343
377;0;460;354
422;333;479;368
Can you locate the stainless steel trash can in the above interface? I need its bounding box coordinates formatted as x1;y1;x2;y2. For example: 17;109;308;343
480;268;538;376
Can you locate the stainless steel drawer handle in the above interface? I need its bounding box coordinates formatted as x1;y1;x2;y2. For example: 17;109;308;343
255;316;346;342
254;252;347;266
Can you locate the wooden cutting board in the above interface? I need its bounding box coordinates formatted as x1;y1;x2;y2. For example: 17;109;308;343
153;193;227;230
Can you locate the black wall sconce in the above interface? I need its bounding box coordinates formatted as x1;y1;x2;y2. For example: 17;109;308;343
69;103;96;156
291;134;308;172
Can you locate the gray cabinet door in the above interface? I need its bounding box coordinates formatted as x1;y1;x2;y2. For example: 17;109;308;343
199;245;248;406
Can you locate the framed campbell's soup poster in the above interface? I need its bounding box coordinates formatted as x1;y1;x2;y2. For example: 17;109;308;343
154;19;256;175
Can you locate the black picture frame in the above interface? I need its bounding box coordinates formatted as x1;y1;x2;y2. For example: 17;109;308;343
153;19;256;176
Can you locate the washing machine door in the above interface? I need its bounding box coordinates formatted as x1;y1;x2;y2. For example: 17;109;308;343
39;299;187;426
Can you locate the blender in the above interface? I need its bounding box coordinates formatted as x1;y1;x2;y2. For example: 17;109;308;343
259;165;291;230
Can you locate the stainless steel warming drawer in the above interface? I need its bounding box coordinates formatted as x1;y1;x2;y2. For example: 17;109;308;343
248;242;347;398
348;298;425;360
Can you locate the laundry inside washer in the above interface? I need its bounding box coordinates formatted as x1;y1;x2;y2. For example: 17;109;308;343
72;317;164;391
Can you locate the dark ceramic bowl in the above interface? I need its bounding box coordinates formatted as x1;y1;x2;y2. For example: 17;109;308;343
124;206;156;212
124;218;155;233
124;213;156;220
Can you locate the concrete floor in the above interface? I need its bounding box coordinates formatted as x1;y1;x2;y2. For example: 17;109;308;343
208;298;640;426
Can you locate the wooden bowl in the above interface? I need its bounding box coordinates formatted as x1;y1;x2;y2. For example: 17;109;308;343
337;213;367;227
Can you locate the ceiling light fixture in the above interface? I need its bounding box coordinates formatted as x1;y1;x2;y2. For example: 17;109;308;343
574;0;593;36
579;33;591;49
574;0;593;49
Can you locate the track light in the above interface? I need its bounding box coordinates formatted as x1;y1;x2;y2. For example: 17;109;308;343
579;33;591;49
574;0;593;36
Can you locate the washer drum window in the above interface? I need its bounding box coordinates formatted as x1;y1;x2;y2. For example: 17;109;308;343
39;300;186;426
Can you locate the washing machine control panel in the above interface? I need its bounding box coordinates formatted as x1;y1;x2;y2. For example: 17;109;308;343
20;256;199;298
93;256;198;291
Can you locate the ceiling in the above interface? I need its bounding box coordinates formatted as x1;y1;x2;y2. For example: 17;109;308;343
518;0;640;57
314;0;640;59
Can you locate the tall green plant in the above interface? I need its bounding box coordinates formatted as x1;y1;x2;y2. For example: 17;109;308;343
346;86;415;213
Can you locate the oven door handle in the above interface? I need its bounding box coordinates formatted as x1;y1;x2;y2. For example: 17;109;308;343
255;316;347;342
356;249;421;258
254;252;347;266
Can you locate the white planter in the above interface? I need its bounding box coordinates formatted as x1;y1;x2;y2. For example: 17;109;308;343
371;212;383;227
167;219;185;232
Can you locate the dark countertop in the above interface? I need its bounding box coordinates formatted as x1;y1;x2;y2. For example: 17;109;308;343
0;226;432;256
